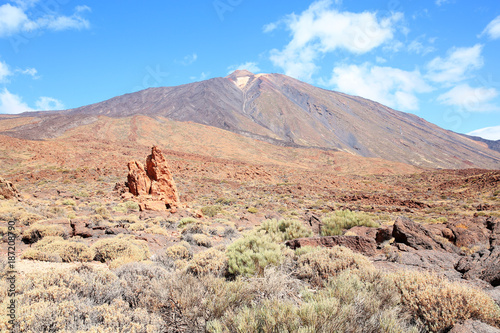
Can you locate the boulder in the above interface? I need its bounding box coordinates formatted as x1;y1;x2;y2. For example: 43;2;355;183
0;177;19;199
285;235;377;256
448;320;500;333
392;216;456;252
71;219;93;238
456;247;500;287
446;217;490;249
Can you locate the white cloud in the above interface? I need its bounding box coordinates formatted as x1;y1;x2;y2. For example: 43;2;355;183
408;39;435;55
0;2;90;38
437;84;499;112
227;62;261;74
435;0;451;6
0;60;12;82
17;67;37;77
35;96;64;110
481;15;500;40
181;53;197;66
0;88;33;114
0;4;28;37
426;44;483;83
266;0;403;81
329;63;431;111
467;125;500;140
189;72;210;81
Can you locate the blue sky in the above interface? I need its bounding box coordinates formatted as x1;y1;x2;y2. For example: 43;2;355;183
1;0;500;140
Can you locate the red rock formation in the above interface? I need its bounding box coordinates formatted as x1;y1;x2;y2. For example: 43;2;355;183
0;177;19;199
126;146;180;210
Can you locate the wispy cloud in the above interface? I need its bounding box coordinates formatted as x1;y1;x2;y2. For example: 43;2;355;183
437;84;498;112
227;62;261;74
0;2;90;38
329;63;431;111
35;96;64;110
181;53;198;66
426;44;483;84
265;0;403;81
0;60;12;82
467;125;500;140
480;15;500;40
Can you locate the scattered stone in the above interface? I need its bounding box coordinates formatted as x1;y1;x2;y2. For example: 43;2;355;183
285;235;377;256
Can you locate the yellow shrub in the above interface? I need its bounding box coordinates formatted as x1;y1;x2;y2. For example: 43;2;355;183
22;223;67;243
295;246;373;285
193;234;212;247
29;237;94;262
390;270;500;332
165;243;192;260
187;247;227;276
91;235;150;264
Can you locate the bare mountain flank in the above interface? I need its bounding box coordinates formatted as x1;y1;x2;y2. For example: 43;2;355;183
1;70;500;169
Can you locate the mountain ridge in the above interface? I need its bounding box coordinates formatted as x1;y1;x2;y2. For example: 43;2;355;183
1;70;500;169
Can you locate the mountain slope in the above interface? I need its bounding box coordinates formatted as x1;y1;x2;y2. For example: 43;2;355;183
2;70;500;169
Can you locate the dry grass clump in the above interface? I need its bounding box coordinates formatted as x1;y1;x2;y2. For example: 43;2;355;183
21;223;67;244
390;270;500;332
0;264;165;332
91;235;150;267
165;242;192;260
193;234;213;247
256;218;313;241
321;209;379;236
187;246;228;276
294;246;373;286
21;236;94;262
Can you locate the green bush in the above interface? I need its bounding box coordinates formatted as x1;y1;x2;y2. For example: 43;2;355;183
226;233;283;277
321;209;379;236
178;217;198;228
257;218;313;242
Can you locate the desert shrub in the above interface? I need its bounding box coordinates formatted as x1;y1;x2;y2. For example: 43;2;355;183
321;209;379;236
21;223;67;244
294;246;373;286
193;234;212;247
21;249;62;262
127;222;146;231
201;205;222;217
226;233;284;277
187;247;228;276
181;222;206;235
91;235;150;266
247;207;258;214
62;199;75;206
29;237;94;262
390;270;500;332
178;217;198;228
215;197;234;206
165;242;192;260
114;262;171;310
257;218;313;241
94;206;109;218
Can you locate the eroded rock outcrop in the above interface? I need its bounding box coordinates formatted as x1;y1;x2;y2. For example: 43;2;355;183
126;146;180;211
0;177;19;199
285;235;377;256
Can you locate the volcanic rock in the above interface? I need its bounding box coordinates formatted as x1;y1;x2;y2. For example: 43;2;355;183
448;320;500;333
285;235;377;256
0;177;19;199
126;146;180;211
392;216;457;252
456;247;500;287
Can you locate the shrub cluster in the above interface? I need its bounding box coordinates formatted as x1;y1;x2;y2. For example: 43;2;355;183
321;209;379;236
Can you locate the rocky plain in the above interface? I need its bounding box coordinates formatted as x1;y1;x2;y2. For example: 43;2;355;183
0;71;499;332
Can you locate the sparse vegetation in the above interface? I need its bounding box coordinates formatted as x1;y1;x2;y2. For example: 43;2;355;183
321;209;379;236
